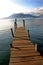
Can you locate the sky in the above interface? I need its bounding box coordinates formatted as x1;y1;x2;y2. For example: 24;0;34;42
0;0;43;18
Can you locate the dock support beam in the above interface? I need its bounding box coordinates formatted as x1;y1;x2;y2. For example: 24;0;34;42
10;28;14;48
14;19;17;32
35;44;37;51
23;20;25;28
28;30;30;38
10;28;14;37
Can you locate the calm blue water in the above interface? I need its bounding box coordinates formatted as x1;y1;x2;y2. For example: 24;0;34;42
26;19;43;44
0;18;43;64
0;19;14;64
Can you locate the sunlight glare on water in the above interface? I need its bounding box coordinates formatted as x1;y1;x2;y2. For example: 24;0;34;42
0;19;13;30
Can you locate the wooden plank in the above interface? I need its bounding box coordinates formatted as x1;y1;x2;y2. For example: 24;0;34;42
9;60;43;65
9;27;43;65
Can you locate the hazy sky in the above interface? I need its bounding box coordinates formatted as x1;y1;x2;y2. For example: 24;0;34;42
0;0;43;18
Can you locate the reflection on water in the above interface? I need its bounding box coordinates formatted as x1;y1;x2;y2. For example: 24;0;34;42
0;19;14;30
26;19;43;44
26;18;43;55
0;19;14;64
0;18;43;64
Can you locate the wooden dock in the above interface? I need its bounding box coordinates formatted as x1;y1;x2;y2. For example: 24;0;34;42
9;20;43;65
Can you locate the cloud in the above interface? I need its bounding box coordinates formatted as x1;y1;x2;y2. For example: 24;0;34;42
0;0;43;18
0;0;32;18
28;6;43;16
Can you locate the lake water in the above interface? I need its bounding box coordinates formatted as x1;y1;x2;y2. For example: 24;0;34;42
0;18;43;64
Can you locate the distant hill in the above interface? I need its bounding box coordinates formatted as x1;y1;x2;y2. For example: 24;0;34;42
3;13;38;19
9;13;37;18
38;14;43;18
3;13;43;19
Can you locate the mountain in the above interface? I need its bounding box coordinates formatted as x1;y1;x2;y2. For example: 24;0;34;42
38;14;43;18
9;13;38;19
3;13;38;19
3;13;43;19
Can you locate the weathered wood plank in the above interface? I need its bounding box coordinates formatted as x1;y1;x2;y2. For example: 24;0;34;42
9;27;43;65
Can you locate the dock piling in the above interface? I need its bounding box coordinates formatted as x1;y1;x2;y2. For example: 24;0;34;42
35;43;37;51
28;30;30;37
10;28;14;37
23;20;25;28
14;19;17;32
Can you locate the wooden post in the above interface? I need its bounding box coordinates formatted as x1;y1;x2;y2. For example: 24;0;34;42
10;44;12;48
28;30;30;38
14;19;17;32
35;44;37;51
10;28;14;37
10;28;14;48
23;20;25;28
